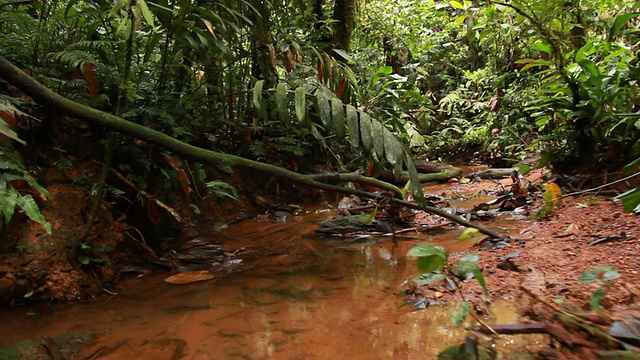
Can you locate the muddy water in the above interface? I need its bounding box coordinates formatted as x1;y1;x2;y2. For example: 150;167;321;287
0;210;535;359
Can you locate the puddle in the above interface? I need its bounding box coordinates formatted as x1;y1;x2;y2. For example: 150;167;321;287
0;206;539;359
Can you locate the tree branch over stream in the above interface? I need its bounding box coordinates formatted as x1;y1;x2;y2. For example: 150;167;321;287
0;56;504;239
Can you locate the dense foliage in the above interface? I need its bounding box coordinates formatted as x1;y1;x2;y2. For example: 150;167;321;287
1;0;640;228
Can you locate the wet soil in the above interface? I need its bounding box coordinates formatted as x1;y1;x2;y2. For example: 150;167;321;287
422;168;640;312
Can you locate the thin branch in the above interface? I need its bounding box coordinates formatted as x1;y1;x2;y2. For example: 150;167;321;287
560;171;640;199
96;161;183;222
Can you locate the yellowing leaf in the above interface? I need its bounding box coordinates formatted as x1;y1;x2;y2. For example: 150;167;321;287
536;182;562;219
450;0;465;9
203;19;215;36
546;182;562;207
454;15;467;25
459;227;479;241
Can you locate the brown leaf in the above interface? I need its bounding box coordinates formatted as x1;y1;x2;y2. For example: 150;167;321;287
164;270;216;285
176;168;191;196
283;48;295;72
489;93;500;112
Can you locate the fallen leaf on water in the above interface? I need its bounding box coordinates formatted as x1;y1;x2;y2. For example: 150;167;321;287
164;270;216;285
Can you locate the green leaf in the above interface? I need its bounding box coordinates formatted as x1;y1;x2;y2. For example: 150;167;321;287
417;254;447;273
137;0;155;27
275;83;289;125
579;270;597;283
413;272;446;285
371;120;385;161
0;120;26;145
532;41;551;54
331;99;344;138
205;180;240;201
472;269;488;294
317;90;331;128
371;66;393;87
589;287;605;310
407;244;446;258
252;80;265;111
614;187;640;213
116;15;132;40
346;105;359;150
0;187;19;223
601;268;621;282
294;87;306;123
22;173;51;199
516;163;532;175
332;48;353;62
456;254;487;293
16;195;51;234
383;128;401;166
451;301;470;327
359;112;373;154
576;57;600;77
457;253;480;274
405;152;425;206
579;266;620;284
449;0;465;9
608;13;639;42
454;15;467;25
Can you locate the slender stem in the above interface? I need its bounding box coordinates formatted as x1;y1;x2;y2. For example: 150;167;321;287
81;5;135;241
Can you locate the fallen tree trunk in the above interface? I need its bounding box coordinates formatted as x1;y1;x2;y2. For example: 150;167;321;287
0;56;504;239
379;165;463;184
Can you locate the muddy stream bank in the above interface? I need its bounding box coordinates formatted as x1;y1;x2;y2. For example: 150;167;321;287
0;196;540;359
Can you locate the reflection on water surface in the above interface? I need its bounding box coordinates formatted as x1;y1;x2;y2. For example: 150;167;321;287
0;210;533;359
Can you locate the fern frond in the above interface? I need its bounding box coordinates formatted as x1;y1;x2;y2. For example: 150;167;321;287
17;195;52;234
47;50;97;70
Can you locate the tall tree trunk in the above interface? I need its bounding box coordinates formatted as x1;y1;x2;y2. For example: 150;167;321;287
250;0;277;87
332;0;356;51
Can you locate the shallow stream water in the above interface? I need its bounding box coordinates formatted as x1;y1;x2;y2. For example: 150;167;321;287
0;178;542;359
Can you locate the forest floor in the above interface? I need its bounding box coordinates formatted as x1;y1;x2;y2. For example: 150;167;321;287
418;168;640;318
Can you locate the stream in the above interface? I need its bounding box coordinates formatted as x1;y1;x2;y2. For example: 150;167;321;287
0;180;544;359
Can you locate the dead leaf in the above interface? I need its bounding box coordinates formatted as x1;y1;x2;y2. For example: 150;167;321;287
565;223;580;235
176;168;191;196
164;270;216;285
